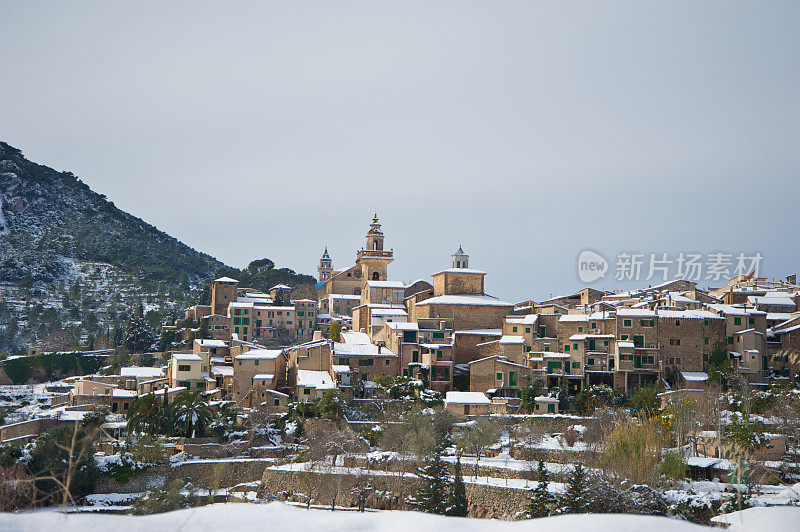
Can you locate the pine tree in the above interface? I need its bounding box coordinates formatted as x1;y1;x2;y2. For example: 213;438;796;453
410;439;451;515
560;463;590;514
527;461;553;518
448;453;469;516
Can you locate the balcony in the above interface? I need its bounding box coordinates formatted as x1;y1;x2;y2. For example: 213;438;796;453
357;249;394;260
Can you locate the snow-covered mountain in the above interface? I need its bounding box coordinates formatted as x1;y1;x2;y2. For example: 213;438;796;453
0;141;224;352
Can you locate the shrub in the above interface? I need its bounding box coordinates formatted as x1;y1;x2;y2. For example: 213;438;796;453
600;418;661;485
130;479;190;515
660;452;688;481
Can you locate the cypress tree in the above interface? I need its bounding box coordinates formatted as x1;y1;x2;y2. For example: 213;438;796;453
448;453;469;516
410;438;451;515
527;461;553;518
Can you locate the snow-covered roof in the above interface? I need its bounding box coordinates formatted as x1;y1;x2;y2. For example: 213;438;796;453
370;307;408;317
341;330;372;344
195;339;228;348
415;294;513;307
237;349;283;360
506;314;538;325
296;370;335;390
499;335;524;344
432;268;487;276
681;371;709;382
112;389;138;398
333;342;397;358
172;353;202;362
617;340;635;348
214;277;238;283
657;309;722;320
707;304;767;316
120;366;164;378
211;366;233;377
748;295;796;307
331;364;351;374
366;280;406;289
387;322;419;331
453;329;502;336
535;396;559;403
253;374;274;380
445;391;490;405
270;284;292;290
558;314;590;322
329;293;361;300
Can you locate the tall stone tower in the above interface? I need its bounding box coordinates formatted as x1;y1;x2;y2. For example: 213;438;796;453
317;247;333;282
451;246;469;269
356;214;394;284
211;277;239;316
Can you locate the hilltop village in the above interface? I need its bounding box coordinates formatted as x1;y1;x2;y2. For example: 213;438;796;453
163;214;800;410
1;215;799;519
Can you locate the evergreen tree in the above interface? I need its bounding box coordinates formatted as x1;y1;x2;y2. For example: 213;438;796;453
125;305;155;353
560;463;590;514
527;461;553;518
410;438;451;515
448;453;468;516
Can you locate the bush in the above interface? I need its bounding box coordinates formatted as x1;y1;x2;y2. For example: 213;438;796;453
600;418;661;485
131;479;190;515
660;452;688;481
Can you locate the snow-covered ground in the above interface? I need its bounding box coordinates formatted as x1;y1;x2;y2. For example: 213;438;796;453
1;501;797;532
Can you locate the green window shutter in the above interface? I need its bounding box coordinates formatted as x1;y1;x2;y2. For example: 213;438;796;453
525;327;530;333
704;338;709;345
496;372;502;380
734;317;741;325
623;319;631;327
577;327;583;333
564;345;570;352
512;326;517;333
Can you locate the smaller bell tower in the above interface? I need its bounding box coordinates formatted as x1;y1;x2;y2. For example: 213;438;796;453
452;246;469;269
318;247;333;282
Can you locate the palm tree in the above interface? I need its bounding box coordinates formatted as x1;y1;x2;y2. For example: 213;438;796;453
127;394;163;436
173;391;212;438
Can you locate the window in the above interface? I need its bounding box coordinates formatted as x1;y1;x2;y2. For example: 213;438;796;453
623;319;632;327
512;326;517;333
496;372;503;380
603;340;609;346
303;388;310;395
703;353;709;361
577;326;583;333
178;364;190;372
234;317;241;325
749;317;755;325
727;336;734;344
573;343;578;350
675;320;681;326
412;350;419;363
588;358;595;366
338;357;349;365
704;337;709;345
621;334;629;340
564;345;570;352
274;399;280;406
734;317;742;326
525;327;530;334
433;332;444;339
572;361;580;369
591;322;597;329
544;345;550;352
254;359;259;366
385;359;390;365
704;319;709;325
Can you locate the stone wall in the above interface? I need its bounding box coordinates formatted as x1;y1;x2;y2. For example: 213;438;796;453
260;467;531;519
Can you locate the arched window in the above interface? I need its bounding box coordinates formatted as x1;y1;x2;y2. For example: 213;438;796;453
372;271;380;280
373;241;378;250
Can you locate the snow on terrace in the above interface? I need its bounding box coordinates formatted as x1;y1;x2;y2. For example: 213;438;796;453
3;500;792;532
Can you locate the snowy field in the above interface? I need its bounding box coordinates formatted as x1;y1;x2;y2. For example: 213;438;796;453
0;501;797;532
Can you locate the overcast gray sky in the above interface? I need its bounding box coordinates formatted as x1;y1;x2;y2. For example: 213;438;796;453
1;1;798;301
